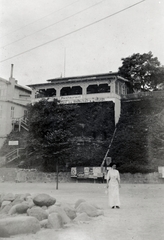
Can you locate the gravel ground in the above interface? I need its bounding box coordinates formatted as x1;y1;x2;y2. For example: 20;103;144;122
0;182;164;240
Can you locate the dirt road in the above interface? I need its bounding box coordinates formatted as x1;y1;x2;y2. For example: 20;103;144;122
0;182;164;240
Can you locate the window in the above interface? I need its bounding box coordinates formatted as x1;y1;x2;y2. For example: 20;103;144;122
35;88;56;98
0;89;6;97
11;106;14;118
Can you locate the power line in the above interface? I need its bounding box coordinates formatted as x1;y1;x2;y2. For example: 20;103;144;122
1;0;81;39
1;0;106;49
0;0;145;63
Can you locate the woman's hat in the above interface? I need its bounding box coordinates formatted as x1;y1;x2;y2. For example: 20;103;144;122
109;162;117;167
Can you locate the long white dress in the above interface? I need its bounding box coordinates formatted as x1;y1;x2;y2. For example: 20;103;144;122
106;168;120;207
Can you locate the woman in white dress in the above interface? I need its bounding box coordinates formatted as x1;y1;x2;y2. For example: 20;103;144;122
106;162;121;209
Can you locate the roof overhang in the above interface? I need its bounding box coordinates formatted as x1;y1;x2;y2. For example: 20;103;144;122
28;72;129;88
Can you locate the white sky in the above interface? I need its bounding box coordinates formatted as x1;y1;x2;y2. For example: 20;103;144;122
0;0;164;86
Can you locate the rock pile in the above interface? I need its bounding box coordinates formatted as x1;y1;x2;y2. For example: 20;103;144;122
0;194;104;237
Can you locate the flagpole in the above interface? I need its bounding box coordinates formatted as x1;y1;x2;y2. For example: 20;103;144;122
64;48;66;77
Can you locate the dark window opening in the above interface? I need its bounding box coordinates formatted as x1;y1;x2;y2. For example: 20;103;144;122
61;86;82;96
87;85;99;94
35;88;56;98
98;84;110;93
87;84;110;94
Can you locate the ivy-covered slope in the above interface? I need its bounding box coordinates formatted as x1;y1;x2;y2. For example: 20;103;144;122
69;101;115;167
0;101;115;170
109;96;164;173
3;94;164;173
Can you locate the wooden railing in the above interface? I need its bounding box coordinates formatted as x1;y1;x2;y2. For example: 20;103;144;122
5;148;25;163
12;117;29;131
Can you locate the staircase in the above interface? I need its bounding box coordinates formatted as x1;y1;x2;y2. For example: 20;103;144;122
5;148;25;163
101;127;117;167
12;117;29;131
0;148;26;167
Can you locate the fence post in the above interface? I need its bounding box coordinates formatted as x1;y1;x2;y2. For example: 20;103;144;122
17;149;19;157
19;119;21;132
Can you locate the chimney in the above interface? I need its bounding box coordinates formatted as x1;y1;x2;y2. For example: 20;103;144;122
10;64;14;78
9;64;16;85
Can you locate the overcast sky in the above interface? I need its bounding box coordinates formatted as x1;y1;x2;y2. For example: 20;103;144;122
0;0;164;86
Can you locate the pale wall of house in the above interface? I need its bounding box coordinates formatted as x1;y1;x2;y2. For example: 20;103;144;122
0;77;32;149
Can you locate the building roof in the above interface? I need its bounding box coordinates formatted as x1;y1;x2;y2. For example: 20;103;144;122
28;72;129;88
15;83;32;94
0;77;11;84
0;77;32;94
47;72;129;83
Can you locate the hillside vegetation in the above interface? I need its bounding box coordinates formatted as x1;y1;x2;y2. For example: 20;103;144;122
1;93;164;173
110;95;164;173
0;129;28;157
69;101;115;167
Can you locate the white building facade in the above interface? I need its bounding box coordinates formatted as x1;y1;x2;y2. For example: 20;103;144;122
0;68;32;148
28;72;129;125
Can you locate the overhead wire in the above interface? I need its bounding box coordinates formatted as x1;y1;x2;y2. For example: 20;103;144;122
0;0;145;63
0;0;81;39
1;0;106;49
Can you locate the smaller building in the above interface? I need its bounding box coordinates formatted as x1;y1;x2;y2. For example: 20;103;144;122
28;72;129;125
0;65;32;148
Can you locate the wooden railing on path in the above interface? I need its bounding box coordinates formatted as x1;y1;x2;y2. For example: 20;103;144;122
5;148;25;163
12;117;29;131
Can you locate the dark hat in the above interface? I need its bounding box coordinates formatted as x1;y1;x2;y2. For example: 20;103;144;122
109;162;117;167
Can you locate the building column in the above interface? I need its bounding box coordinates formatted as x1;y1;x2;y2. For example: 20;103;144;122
56;87;62;98
110;78;116;94
82;85;87;96
31;89;36;101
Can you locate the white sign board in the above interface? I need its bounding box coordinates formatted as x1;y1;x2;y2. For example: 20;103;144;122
8;141;19;146
158;166;164;178
162;168;164;178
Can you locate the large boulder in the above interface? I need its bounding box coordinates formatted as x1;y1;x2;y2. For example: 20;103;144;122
47;213;63;229
75;199;86;209
15;201;29;214
26;197;35;208
0;216;40;236
47;205;71;224
64;206;77;220
1;200;11;209
73;212;91;222
12;193;30;205
0;203;13;214
27;206;48;221
20;193;31;201
9;202;29;215
40;219;48;228
2;193;15;202
11;198;24;206
33;194;56;207
8;205;17;215
76;202;104;217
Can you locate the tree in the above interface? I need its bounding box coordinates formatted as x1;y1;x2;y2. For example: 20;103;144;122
118;52;164;92
27;99;78;189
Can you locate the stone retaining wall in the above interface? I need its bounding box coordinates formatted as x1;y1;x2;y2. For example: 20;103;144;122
0;157;6;167
0;168;163;183
120;172;164;184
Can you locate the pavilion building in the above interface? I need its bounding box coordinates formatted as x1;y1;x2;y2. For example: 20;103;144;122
28;72;129;125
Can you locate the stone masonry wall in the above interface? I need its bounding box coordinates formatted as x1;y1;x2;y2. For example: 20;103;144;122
0;168;163;184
